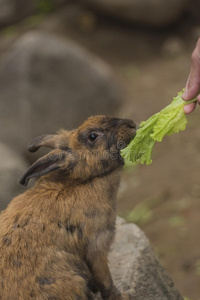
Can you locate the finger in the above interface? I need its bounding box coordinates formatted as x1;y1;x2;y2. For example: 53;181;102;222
182;82;200;101
184;102;196;114
182;42;200;101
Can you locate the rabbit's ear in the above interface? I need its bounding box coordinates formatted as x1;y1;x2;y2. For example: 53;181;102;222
28;134;57;152
20;151;66;186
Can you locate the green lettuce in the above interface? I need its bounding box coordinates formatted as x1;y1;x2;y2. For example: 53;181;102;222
121;89;197;165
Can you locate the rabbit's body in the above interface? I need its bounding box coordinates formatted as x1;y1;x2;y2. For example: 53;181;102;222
0;116;137;300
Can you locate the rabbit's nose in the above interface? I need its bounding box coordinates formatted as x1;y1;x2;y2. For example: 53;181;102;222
125;120;139;130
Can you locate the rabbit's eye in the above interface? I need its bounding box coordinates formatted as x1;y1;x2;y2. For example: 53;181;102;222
88;132;98;142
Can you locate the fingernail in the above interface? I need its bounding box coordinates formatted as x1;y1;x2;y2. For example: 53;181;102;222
182;91;187;99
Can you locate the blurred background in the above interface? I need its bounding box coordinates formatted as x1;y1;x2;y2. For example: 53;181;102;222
0;0;200;299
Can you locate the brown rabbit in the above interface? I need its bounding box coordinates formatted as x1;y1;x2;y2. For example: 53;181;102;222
0;115;137;300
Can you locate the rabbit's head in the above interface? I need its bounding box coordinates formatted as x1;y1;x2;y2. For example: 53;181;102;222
20;116;137;186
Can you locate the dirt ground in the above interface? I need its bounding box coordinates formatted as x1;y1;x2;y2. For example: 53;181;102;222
1;3;200;299
51;5;200;299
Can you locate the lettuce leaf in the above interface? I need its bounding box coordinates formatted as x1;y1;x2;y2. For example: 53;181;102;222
121;89;197;165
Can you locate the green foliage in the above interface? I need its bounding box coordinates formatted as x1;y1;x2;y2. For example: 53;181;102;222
1;15;45;37
121;89;197;165
126;195;163;225
126;203;153;225
1;25;18;37
122;65;140;80
0;1;50;37
168;215;186;228
22;15;45;28
36;0;55;14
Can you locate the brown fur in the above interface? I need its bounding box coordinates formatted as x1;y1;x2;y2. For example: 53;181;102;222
0;115;137;300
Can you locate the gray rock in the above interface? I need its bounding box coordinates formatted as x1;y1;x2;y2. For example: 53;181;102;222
94;217;183;300
0;142;28;211
0;32;121;156
80;0;188;26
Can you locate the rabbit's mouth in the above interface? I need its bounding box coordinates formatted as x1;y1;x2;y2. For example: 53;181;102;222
117;121;139;149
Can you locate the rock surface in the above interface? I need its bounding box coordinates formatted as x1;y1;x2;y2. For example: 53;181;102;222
0;142;28;211
80;0;188;26
94;217;183;300
0;32;121;156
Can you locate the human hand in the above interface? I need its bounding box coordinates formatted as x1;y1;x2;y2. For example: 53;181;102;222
182;38;200;114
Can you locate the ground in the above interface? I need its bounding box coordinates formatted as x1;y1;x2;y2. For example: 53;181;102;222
1;4;200;299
